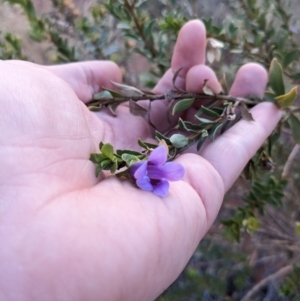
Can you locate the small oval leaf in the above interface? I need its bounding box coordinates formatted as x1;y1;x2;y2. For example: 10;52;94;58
201;106;221;117
111;81;144;97
209;123;223;141
95;165;103;177
219;73;228;94
170;134;189;148
121;153;140;166
89;153;107;164
110;161;118;174
88;105;102;111
101;143;114;160
93;90;113;100
264;91;276;103
172;98;195;115
195;116;214;124
155;131;172;145
288;113;300;144
101;88;123;97
269;58;285;96
275;86;298;108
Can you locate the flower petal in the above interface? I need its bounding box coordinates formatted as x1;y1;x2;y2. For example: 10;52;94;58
148;146;167;166
153;180;169;197
130;161;144;177
136;176;153;191
147;165;165;180
148;162;185;181
132;161;148;179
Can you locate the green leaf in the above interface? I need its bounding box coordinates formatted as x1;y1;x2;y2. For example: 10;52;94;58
196;135;207;151
170;134;189;148
228;22;238;38
283;50;300;68
219;74;228;94
88;105;102;112
268;130;280;155
264;91;276;103
138;139;158;150
201;106;221;117
296;222;300;237
172;98;194;115
155;131;172;145
243;159;256;180
144;20;156;40
101;88;123;97
178;118;190;132
220;120;231;135
194;116;214;124
121;153;140;166
288;113;300;144
242;217;260;235
209;123;223;141
269;58;285;96
100;143;114;160
100;158;112;168
275;86;298;108
222;219;241;242
93;90;113;100
116;149;142;156
178;119;205;133
95;165;103;177
89;153;107;163
110;161;118;174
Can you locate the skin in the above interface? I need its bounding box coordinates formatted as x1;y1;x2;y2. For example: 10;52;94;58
0;20;281;301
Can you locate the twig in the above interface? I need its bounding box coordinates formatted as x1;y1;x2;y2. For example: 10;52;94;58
123;0;158;58
282;144;300;178
266;207;294;237
240;264;293;301
87;91;259;107
256;228;294;242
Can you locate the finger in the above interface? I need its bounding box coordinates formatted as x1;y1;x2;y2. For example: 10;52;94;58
3;60;151;151
153;19;207;94
45;61;122;103
200;64;281;191
184;64;223;121
7;60;122;103
171;19;207;77
174;153;225;231
150;20;207;131
229;63;268;97
149;65;223;131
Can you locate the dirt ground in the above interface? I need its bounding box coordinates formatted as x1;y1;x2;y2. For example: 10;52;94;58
0;0;94;63
1;0;299;64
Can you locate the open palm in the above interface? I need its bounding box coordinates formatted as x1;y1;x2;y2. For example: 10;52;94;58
0;20;280;301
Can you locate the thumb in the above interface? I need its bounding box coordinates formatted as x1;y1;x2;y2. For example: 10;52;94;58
8;60;123;103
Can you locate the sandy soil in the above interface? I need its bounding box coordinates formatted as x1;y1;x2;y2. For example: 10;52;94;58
0;0;94;63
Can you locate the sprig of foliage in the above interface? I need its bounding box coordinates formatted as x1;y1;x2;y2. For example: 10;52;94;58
0;32;26;59
2;0;300;298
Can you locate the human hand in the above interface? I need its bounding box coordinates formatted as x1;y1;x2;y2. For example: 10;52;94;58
0;20;280;301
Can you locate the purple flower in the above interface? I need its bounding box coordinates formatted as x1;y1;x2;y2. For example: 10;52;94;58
130;146;185;197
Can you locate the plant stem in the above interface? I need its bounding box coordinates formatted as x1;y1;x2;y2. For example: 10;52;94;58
240;264;294;301
88;91;259;107
123;0;158;58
